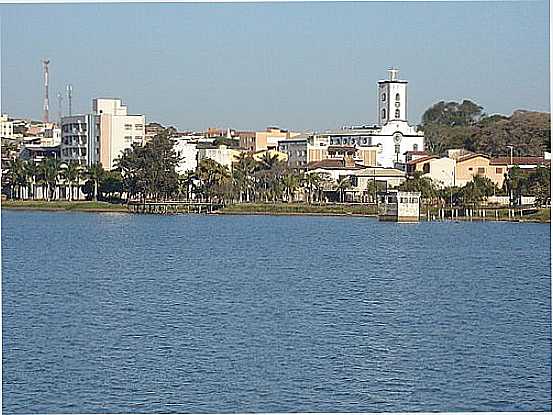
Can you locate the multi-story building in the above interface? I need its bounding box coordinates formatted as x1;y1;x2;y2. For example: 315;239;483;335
60;114;100;166
0;115;14;139
197;144;243;170
240;127;301;152
94;98;145;170
237;131;256;151
60;98;145;169
278;134;331;169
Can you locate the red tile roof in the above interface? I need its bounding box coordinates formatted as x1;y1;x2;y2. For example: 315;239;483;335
490;156;548;166
456;153;490;163
405;155;438;165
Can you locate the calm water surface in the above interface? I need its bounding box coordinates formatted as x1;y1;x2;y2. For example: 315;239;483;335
2;210;551;413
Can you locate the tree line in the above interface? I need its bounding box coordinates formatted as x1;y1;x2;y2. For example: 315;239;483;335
420;100;550;157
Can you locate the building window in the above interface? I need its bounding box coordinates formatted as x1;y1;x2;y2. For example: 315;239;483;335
423;163;430;174
395;109;400;118
478;167;485;174
496;167;502;174
382;109;386;119
468;167;473;171
125;136;132;141
395;102;400;108
135;136;143;141
413;144;418;151
125;124;132;130
395;144;400;154
395;93;400;101
135;124;143;130
382;93;386;101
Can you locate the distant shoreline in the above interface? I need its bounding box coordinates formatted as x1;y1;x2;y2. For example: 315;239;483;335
2;201;550;223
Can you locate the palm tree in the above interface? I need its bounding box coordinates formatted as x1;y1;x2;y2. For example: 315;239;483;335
39;158;62;201
257;152;280;171
11;159;27;200
197;158;230;203
303;172;321;204
282;172;300;202
336;176;352;203
24;160;39;200
85;163;105;202
233;153;256;202
4;160;19;199
63;161;81;201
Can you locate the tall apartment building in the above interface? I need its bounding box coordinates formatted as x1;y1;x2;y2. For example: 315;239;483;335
60;114;100;166
94;98;145;170
60;98;145;169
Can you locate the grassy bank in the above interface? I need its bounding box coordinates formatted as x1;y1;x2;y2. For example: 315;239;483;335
1;200;128;212
219;202;378;216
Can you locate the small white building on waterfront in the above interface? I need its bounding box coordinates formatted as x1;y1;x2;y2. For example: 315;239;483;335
378;190;421;222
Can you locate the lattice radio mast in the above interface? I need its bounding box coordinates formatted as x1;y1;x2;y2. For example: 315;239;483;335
42;59;50;122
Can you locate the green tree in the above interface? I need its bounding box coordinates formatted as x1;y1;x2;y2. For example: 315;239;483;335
335;176;352;203
24;160;40;200
85;163;105;202
39;158;62;201
303;172;321;204
460;175;497;207
527;166;550;207
62;161;82;201
282;172;300;202
197;158;230;203
232;153;257;202
503;166;528;207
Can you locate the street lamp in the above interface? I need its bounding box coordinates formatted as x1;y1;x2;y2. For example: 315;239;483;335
506;145;514;207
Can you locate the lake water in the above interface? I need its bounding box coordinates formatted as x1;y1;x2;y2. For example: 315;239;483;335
1;210;551;413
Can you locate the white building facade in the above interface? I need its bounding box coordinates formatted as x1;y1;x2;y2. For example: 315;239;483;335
60;114;100;166
174;138;199;174
278;69;424;169
0;115;14;139
94;98;145;170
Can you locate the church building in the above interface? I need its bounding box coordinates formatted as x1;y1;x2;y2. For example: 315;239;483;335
278;68;425;170
315;68;425;169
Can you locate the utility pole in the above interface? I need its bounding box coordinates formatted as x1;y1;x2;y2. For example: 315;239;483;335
507;145;514;166
42;59;50;123
67;84;73;116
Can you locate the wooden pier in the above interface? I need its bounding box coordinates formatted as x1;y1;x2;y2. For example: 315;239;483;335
127;200;224;214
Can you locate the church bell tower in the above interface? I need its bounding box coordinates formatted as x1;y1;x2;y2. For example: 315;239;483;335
377;68;408;126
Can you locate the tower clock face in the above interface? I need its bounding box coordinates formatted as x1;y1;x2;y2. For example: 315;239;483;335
393;133;402;144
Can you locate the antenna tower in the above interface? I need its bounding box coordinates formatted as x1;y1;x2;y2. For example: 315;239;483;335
42;59;50;123
57;92;63;124
67;84;73;116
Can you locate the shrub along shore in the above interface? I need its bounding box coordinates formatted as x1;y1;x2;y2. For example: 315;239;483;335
2;200;549;223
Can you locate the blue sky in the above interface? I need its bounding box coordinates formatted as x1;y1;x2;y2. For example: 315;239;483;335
1;1;550;131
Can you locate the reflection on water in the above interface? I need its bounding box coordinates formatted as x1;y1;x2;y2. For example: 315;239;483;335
2;211;551;413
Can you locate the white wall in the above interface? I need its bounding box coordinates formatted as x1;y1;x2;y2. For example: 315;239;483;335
424;158;456;188
174;140;198;174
